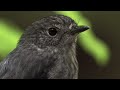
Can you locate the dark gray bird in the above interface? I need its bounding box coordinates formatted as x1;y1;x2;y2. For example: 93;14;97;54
0;15;89;79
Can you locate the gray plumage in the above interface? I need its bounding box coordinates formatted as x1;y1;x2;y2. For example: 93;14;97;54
0;15;89;79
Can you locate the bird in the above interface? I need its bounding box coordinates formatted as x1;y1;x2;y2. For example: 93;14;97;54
0;15;89;79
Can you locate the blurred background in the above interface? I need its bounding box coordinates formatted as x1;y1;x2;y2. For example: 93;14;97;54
0;11;119;79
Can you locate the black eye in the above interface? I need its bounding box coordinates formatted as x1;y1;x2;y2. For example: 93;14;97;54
48;28;58;36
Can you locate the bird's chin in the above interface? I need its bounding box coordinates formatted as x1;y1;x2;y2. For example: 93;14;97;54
71;33;79;43
57;33;78;48
64;35;77;47
74;36;77;43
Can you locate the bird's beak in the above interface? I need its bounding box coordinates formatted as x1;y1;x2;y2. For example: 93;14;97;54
78;25;90;32
70;25;90;35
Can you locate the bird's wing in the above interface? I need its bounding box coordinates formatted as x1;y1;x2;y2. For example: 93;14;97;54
0;47;57;79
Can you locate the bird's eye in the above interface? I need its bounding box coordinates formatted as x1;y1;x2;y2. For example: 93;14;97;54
48;28;58;36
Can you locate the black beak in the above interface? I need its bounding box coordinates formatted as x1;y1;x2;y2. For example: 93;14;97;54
70;25;90;35
78;25;90;32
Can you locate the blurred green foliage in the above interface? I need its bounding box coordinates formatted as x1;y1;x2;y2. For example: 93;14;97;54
55;11;110;66
0;19;22;58
0;11;111;67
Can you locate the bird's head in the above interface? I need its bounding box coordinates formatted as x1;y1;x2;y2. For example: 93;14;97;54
19;15;89;49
